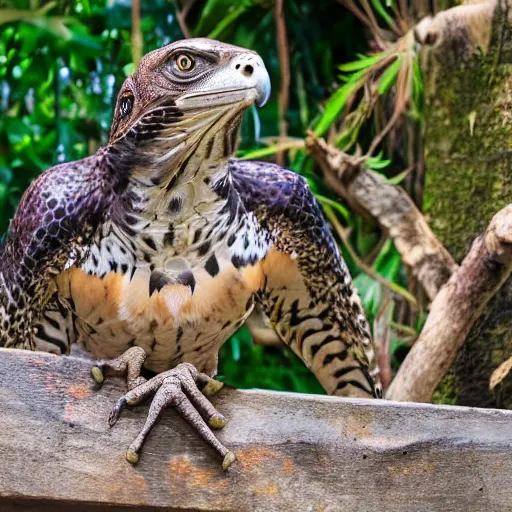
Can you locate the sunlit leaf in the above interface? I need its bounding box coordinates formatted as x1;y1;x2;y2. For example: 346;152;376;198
316;195;351;222
338;52;386;72
366;152;392;169
370;0;394;28
314;79;362;136
377;55;401;95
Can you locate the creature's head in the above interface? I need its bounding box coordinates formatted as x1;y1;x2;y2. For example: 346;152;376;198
108;39;270;182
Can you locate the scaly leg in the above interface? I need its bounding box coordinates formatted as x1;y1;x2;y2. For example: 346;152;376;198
91;346;148;390
96;356;234;469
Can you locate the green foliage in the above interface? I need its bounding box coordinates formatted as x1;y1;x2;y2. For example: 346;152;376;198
0;0;424;395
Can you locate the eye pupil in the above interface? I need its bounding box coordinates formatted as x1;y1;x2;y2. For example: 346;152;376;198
176;54;194;72
120;94;134;117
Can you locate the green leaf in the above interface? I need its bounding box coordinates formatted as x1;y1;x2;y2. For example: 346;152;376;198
316;195;351;222
377;55;401;95
366;152;392;170
122;62;136;76
207;5;249;39
370;0;394;28
230;336;241;361
314;79;362;136
338;52;386;72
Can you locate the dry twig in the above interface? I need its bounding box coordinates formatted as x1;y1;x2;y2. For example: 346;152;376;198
490;357;512;392
274;0;290;167
306;132;458;300
175;0;197;39
131;0;142;66
373;292;394;391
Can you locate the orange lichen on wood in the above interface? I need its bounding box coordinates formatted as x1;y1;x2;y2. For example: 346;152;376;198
168;456;228;491
346;411;374;438
67;383;89;399
236;446;284;469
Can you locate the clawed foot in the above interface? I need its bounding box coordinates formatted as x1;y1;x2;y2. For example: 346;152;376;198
91;346;148;390
92;352;234;470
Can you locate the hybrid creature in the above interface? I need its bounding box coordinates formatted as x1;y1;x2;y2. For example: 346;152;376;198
0;39;381;468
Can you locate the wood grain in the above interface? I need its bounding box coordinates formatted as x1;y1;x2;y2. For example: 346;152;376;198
1;348;511;511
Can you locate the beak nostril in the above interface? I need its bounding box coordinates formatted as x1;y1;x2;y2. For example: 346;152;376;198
243;64;254;76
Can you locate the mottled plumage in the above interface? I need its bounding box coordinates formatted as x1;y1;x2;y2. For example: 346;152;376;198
0;38;380;467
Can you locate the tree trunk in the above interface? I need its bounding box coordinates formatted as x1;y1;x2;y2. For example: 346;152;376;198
423;0;512;407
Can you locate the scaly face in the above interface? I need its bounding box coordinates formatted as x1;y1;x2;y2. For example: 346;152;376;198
107;38;270;182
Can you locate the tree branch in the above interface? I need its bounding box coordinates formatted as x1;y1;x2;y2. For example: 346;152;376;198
387;205;512;402
306;132;458;301
131;0;142;66
414;0;497;56
274;0;290;167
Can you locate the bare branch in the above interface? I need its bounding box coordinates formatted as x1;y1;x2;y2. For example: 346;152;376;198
306;132;458;300
414;0;497;56
387;205;512;402
274;0;290;167
131;0;142;66
175;0;197;39
336;0;374;32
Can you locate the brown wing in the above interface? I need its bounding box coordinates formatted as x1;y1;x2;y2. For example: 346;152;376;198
0;154;112;349
230;159;381;398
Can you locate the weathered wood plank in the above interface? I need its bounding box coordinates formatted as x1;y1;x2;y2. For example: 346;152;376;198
1;348;511;511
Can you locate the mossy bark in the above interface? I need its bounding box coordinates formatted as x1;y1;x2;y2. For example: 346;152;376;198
424;3;512;407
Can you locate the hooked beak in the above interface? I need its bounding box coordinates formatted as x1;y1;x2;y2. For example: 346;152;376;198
231;52;271;107
253;62;271;107
174;51;271;111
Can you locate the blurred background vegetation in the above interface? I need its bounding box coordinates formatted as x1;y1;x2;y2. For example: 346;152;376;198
0;0;427;395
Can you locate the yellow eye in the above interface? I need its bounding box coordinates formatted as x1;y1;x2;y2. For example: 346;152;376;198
175;53;194;72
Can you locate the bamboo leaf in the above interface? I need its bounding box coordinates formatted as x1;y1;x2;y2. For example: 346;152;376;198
377;55;402;95
0;2;56;25
237;139;304;160
316;195;351;222
339;52;386;72
386;167;412;185
314;80;362;136
366;152;391;169
371;0;395;28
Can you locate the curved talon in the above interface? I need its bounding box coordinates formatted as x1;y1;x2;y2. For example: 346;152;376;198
108;396;126;427
202;379;224;396
105;362;233;466
91;347;147;390
91;365;104;385
126;448;140;464
222;451;236;470
208;414;226;429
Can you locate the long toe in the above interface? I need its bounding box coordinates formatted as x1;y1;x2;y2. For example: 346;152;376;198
91;346;148;390
110;363;234;468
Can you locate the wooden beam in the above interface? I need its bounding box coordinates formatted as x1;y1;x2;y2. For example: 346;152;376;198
1;348;512;511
